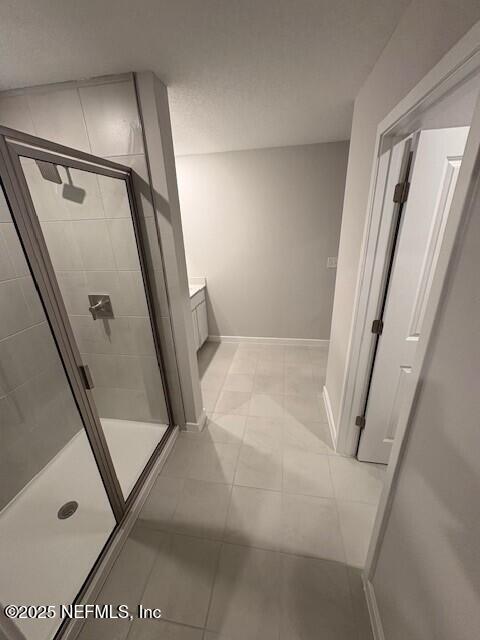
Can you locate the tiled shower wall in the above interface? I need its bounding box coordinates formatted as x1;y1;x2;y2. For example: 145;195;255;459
0;188;82;508
0;76;172;507
0;77;169;425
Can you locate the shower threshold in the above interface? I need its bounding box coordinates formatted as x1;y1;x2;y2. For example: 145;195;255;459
100;418;168;497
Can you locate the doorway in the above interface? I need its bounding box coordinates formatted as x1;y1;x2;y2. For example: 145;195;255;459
0;126;173;640
356;126;469;463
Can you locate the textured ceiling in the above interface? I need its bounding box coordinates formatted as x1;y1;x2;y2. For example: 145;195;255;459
0;0;409;155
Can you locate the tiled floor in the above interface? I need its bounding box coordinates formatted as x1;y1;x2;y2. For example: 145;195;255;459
79;342;384;640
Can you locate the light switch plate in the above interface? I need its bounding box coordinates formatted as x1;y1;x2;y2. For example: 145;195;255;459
327;257;337;269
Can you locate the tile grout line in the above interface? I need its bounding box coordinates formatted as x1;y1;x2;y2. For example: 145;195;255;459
202;526;227;634
125;345;369;639
123;532;170;640
159;345;373;632
325;453;366;634
138;494;370;567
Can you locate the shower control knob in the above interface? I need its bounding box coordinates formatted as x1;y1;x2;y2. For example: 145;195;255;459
88;294;114;320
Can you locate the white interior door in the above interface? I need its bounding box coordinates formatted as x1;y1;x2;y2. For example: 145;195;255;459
358;126;469;463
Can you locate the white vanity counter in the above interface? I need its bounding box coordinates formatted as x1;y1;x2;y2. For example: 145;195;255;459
189;283;205;298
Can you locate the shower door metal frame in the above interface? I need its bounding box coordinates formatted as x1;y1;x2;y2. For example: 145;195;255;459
0;124;174;523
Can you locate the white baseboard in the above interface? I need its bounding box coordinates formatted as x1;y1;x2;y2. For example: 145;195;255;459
322;385;337;450
185;408;207;432
364;578;385;640
208;335;329;348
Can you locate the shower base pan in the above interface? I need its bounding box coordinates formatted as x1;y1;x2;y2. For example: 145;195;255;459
0;418;167;640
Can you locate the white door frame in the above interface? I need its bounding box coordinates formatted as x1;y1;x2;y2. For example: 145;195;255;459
365;90;480;640
334;21;480;458
339;24;480;640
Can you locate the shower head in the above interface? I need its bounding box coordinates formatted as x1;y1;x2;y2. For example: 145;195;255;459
62;167;86;204
34;160;86;204
35;159;62;184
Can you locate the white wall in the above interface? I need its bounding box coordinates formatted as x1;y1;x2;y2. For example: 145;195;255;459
135;72;204;428
371;122;480;639
325;0;480;425
176;142;349;340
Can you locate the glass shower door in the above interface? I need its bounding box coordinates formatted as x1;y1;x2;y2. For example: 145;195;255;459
0;182;116;640
16;148;170;501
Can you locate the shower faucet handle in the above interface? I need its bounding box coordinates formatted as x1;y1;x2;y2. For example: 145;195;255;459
88;294;114;320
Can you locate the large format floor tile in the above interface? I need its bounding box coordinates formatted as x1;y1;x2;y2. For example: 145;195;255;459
128;619;204;640
256;359;284;376
337;500;378;568
188;442;241;484
347;567;375;640
162;439;240;484
138;475;184;531
329;455;384;504
206;544;281;640
284;393;324;422
282;415;332;453
280;553;356;640
171;479;231;540
200;386;222;412
243;416;282;452
283;447;334;497
201;370;227;391
161;438;199;479
228;356;257;374
142;533;220;628
88;343;384;640
284;363;317;395
249;392;284;418
281;493;344;561
253;371;284;394
215;390;251;415
234;443;283;491
223;372;255;392
191;414;246;445
284;346;312;364
225;485;282;550
79;524;160;640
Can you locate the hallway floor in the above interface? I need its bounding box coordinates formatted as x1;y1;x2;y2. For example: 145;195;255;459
80;342;384;640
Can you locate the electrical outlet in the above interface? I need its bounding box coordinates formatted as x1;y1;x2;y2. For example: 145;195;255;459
327;257;337;269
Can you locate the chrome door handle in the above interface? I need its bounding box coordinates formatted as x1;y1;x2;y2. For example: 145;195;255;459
79;364;95;390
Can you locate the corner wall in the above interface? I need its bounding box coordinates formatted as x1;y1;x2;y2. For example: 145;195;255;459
176;142;349;341
135;71;204;429
325;0;480;434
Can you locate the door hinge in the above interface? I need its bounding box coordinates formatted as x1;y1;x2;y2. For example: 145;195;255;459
79;364;95;390
393;180;410;204
355;415;366;429
371;318;384;335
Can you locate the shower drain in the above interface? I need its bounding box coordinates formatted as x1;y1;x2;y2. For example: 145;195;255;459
57;501;79;520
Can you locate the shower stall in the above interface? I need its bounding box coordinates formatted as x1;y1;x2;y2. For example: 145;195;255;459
0;124;174;640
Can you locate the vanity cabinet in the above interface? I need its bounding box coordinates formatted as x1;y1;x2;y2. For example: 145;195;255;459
190;287;208;350
196;300;208;346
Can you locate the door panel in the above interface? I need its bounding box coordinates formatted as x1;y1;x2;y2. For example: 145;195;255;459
358;127;469;463
0;182;115;640
18;155;169;498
